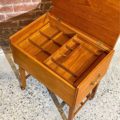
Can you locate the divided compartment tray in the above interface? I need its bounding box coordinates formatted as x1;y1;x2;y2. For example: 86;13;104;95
18;22;73;60
44;35;104;85
17;20;105;86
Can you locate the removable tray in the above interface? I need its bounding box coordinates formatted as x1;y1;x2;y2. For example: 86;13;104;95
17;16;107;86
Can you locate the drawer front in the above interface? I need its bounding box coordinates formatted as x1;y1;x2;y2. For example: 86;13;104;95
76;50;114;106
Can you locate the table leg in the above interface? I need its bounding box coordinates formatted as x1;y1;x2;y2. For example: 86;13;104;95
68;107;75;120
19;66;26;90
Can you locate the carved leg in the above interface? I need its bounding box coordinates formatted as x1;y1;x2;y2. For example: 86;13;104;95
89;83;99;100
19;66;26;90
68;107;75;120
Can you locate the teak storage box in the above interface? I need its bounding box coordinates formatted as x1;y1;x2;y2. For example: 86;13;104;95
10;1;120;120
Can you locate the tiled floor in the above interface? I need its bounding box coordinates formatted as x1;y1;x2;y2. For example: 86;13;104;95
0;38;120;120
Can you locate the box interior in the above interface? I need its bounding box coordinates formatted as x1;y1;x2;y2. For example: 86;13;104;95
16;14;109;86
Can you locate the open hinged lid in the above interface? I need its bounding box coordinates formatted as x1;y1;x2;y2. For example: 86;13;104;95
50;0;120;48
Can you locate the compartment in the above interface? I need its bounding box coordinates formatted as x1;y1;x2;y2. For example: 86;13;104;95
35;50;50;62
44;58;76;84
17;18;75;64
29;31;49;47
40;23;60;38
18;39;40;56
53;32;72;45
44;35;105;85
41;40;60;55
16;13;108;86
61;46;98;76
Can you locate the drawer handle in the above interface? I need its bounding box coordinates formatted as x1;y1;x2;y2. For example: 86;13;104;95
90;74;101;86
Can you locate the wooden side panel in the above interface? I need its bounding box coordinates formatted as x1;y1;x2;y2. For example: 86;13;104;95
75;50;114;106
51;0;120;47
11;44;75;106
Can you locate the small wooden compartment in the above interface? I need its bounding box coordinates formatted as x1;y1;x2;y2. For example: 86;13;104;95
10;1;119;120
16;14;108;86
44;34;105;85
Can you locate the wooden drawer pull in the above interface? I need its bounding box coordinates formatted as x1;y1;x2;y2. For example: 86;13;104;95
90;74;101;86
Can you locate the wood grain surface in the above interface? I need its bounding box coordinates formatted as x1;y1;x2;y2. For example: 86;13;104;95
51;0;120;47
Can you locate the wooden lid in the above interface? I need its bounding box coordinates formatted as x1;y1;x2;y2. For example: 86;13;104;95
50;0;120;48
